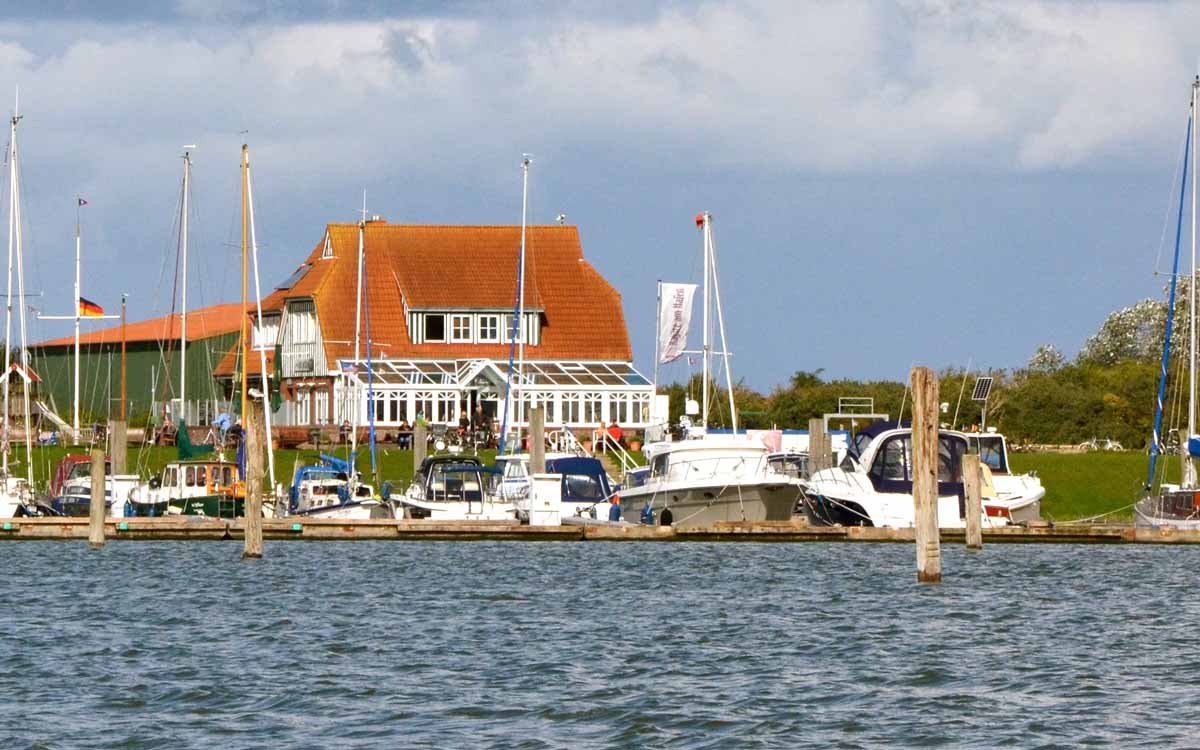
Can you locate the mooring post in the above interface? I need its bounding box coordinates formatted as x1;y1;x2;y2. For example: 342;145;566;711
88;447;105;549
109;420;127;475
243;400;263;559
414;421;427;467
911;366;941;583
808;417;831;474
962;452;983;550
530;406;546;474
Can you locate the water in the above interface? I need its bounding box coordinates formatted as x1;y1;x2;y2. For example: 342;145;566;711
1;541;1197;749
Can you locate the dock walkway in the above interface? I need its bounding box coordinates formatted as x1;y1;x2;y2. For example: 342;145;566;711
1;518;1196;544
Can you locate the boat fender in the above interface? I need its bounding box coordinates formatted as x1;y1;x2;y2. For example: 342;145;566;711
381;481;393;501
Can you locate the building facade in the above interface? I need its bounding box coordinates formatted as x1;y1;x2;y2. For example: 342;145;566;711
215;220;653;434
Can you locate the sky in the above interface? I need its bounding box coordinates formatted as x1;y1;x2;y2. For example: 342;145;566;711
0;0;1196;391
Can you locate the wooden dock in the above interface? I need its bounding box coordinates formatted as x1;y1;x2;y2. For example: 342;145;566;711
2;517;1199;544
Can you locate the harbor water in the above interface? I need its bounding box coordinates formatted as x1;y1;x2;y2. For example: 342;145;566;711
2;540;1197;748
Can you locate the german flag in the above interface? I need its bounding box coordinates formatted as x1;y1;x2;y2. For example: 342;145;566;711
79;297;104;317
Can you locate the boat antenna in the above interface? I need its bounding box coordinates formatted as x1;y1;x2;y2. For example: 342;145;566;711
951;357;973;428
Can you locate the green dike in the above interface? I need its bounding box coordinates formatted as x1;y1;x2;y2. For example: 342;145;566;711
1008;451;1164;523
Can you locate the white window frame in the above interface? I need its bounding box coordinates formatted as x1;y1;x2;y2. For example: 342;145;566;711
450;314;473;343
315;390;330;425
477;314;500;343
289;304;316;345
502;313;525;344
424;314;446;343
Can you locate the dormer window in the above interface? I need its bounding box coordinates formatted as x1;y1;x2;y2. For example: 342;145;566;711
450;314;472;343
321;232;333;259
424;314;446;342
478;315;499;343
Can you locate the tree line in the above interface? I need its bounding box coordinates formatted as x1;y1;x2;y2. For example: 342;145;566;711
661;294;1176;449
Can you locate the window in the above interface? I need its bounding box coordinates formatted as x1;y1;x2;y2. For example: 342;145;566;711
165;467;178;488
253;315;281;351
196;466;208;487
583;393;604;424
478;314;500;343
562;394;582;424
564;474;604;501
222;466;233;487
451;314;472;343
185;466;197;487
424;314;446;342
289;303;316;344
315;390;330;425
609;396;630;424
502;314;524;343
296;392;311;425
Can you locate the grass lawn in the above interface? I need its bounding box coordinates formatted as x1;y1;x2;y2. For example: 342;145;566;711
11;441;497;495
1007;451;1162;523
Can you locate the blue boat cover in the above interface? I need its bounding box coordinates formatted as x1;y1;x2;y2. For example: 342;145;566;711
1188;436;1200;458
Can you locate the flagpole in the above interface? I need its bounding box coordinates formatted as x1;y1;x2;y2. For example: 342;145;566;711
74;196;81;439
120;294;127;422
653;279;661;393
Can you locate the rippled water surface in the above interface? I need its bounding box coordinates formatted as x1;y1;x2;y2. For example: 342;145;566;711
2;540;1198;748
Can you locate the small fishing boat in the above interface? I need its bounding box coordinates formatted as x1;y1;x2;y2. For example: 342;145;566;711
802;422;1012;528
126;459;244;517
47;455;139;517
287;454;385;519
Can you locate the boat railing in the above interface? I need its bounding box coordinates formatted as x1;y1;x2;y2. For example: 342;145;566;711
655;453;781;484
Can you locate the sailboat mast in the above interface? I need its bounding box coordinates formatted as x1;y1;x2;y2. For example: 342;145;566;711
245;155;276;493
73;203;80;437
352;218;364;462
3;101;17;476
180;150;190;420
12;119;30;487
1190;77;1198;488
239;145;249;421
516;156;529;434
701;212;710;428
652;279;662;392
707;217;738;433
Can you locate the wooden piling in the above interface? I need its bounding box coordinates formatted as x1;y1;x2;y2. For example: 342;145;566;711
243;400;263;559
530;406;546;474
962;452;983;550
807;418;831;474
414;421;427;466
88;448;105;549
109;420;127;475
911;366;941;583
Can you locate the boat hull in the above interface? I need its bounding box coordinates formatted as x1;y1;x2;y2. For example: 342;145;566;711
1135;492;1200;529
619;481;798;528
293;501;388;520
169;495;244;518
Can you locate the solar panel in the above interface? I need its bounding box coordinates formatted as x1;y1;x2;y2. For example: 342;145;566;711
274;263;312;290
971;376;993;402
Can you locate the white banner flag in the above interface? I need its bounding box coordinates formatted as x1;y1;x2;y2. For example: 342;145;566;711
658;282;697;364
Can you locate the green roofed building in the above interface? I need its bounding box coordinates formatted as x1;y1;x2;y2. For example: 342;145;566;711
27;303;244;426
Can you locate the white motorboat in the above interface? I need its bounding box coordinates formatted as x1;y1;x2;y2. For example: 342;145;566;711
966;431;1044;523
802;421;1011;528
619;435;799;527
393;455;516;521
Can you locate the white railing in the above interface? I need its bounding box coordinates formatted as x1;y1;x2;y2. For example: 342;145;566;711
592;429;639;475
650;453;777;485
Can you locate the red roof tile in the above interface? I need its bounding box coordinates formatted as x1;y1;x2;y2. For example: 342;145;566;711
31;303;246;348
264;222;631;367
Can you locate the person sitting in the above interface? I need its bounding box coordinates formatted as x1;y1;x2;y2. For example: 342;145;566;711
397;419;412;449
606;421;626;449
458;410;470;434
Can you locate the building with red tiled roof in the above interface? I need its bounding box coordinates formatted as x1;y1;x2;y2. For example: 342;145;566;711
29;302;244;423
216;219;652;431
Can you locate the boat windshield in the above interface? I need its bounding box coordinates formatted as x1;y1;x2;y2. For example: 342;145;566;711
869;434;966;484
563;474;606;501
971;436;1008;473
